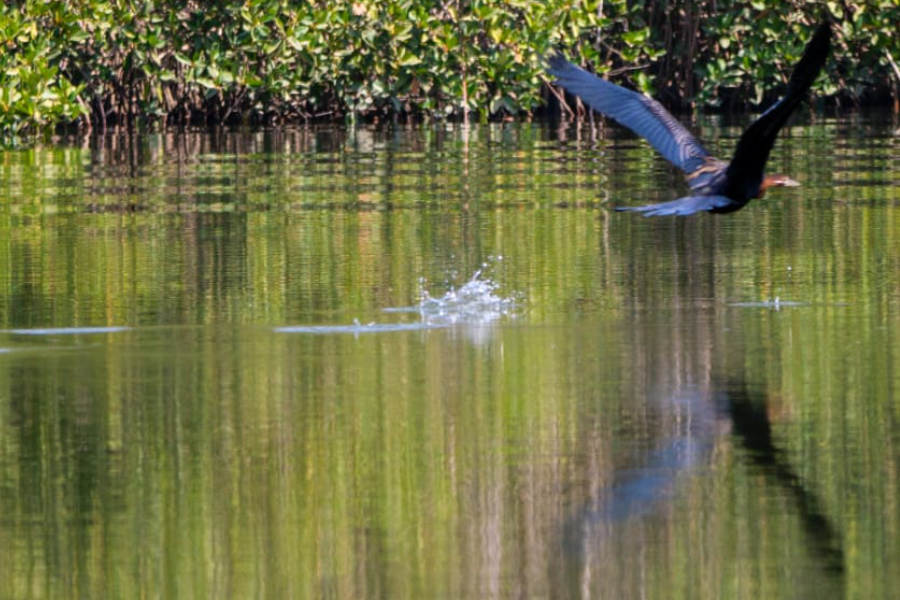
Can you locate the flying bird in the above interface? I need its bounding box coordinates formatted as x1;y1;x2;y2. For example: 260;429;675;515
548;21;831;216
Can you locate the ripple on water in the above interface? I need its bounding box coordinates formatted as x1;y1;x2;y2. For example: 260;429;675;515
5;326;131;335
729;298;806;309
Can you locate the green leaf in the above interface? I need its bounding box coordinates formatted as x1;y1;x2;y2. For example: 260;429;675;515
397;49;421;66
621;29;648;46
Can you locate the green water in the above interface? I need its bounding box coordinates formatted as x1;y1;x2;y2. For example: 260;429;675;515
0;119;899;599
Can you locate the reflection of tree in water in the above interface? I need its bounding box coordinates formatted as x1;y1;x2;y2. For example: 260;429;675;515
553;227;844;600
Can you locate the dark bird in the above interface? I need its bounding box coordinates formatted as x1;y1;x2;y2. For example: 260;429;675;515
548;21;831;216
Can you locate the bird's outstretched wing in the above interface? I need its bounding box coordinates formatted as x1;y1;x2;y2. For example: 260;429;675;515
613;195;735;217
727;21;831;181
548;55;712;174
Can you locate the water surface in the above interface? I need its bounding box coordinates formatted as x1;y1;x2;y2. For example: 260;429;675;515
1;118;899;599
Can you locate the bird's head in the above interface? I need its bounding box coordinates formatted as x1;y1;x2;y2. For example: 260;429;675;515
757;174;801;197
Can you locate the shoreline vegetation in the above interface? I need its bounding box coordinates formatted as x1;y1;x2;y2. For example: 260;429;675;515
1;1;898;142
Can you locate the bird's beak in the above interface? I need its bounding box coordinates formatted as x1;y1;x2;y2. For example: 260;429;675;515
783;177;801;187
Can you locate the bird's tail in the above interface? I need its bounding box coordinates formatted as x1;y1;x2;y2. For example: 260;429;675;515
614;195;735;217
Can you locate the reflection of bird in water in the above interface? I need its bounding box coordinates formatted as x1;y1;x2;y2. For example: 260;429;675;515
548;21;831;216
718;380;844;578
561;386;723;558
560;380;844;598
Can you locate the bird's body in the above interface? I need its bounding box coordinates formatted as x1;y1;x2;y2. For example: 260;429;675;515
547;21;831;216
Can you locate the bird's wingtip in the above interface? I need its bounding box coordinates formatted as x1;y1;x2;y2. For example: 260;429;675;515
545;52;576;77
804;18;832;59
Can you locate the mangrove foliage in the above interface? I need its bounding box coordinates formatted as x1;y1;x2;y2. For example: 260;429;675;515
0;0;898;139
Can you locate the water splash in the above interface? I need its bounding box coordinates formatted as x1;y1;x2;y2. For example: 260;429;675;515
387;265;520;326
277;264;519;335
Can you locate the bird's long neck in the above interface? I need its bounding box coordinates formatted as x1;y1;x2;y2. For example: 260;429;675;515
756;176;776;198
